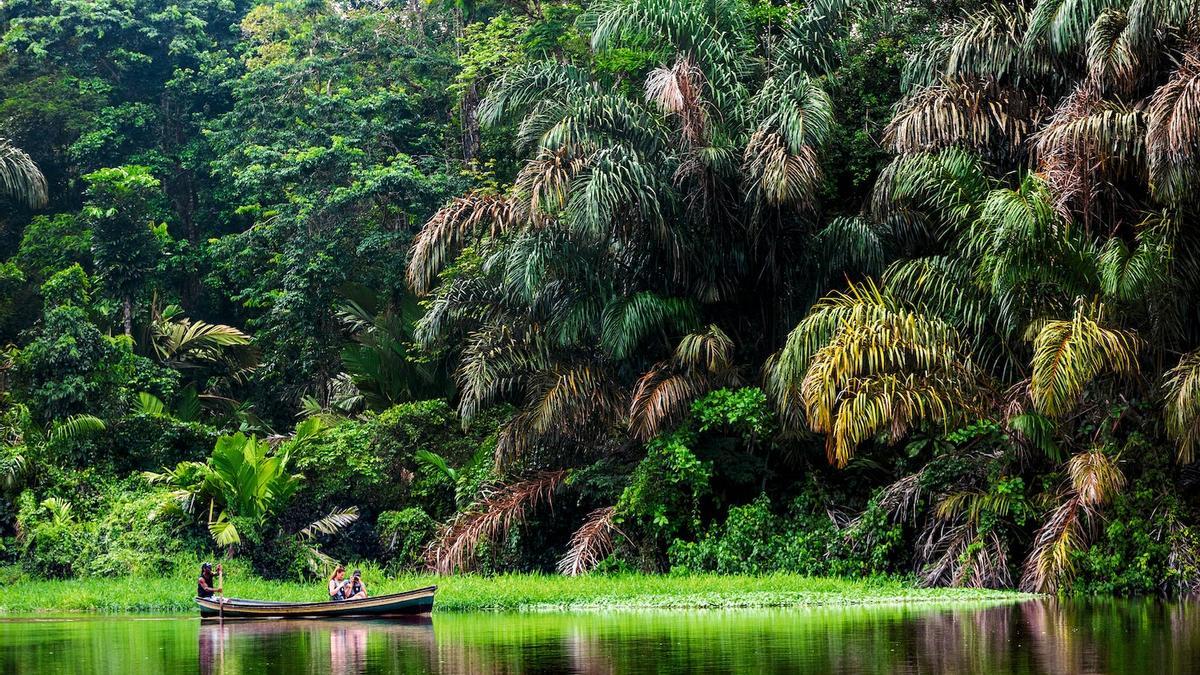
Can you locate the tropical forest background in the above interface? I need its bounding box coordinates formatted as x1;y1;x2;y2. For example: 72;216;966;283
1;0;1200;596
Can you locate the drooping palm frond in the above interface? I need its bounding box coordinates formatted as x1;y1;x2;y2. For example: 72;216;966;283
920;522;1011;589
871;147;992;241
1033;93;1145;190
629;364;705;440
407;191;518;296
455;321;545;425
496;364;623;464
1096;230;1170;303
768;278;979;465
47;414;106;445
629;325;738;440
600;292;698;360
742;73;833;211
1028;302;1140;417
675;324;735;374
884;79;1037;155
1020;450;1125;592
942;4;1033;83
478;60;594;129
0;448;25;491
1069;448;1127;505
820;372;967;467
1165;350;1200;463
646;54;709;147
558;506;621;575
514;146;588;222
1124;0;1200;51
1085;8;1137;91
811;216;888;280
565;143;667;240
298;506;360;540
0;138;48;209
1146;48;1200;206
427;470;568;574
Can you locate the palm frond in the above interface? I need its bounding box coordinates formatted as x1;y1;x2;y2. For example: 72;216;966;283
48;414;106;444
600;292;698;360
298;506;360;540
40;497;74;525
1164;350;1200;463
558;506;621;575
1146;48;1200;206
629;363;705;440
427;470;568;574
884;79;1036;155
1028;302;1140;417
0;138;48;208
134;392;167;416
408;191;517;296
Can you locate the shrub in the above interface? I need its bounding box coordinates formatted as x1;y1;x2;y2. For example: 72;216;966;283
669;492;837;575
376;508;435;572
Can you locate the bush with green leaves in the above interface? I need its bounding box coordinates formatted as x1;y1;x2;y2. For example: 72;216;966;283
15;491;87;578
376;508;436;572
617;430;712;567
669;490;843;576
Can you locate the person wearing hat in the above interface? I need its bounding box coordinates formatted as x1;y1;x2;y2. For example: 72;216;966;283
197;562;223;599
346;569;368;600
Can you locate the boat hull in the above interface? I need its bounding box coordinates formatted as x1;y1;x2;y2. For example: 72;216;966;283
197;586;436;620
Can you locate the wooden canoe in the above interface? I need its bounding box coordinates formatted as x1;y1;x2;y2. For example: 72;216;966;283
196;585;436;620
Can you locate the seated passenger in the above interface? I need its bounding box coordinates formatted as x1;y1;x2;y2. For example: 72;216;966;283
346;570;368;600
328;566;350;601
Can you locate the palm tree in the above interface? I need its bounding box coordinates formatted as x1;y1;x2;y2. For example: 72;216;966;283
145;425;357;571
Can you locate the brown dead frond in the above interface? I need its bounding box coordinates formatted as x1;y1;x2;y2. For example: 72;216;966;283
407;190;518;295
646;55;708;147
426;470;568;574
514;147;588;222
558;506;621;576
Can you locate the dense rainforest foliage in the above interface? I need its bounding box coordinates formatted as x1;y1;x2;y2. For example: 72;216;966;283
1;0;1199;595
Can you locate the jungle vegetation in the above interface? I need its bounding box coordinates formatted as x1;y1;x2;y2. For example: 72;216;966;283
1;0;1199;596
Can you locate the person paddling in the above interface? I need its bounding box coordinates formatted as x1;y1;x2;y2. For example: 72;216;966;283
198;562;223;599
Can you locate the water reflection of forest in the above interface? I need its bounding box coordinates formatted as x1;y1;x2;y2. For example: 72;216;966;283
190;600;1200;674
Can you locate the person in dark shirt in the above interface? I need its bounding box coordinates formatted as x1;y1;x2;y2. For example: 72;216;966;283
346;570;368;600
197;562;222;599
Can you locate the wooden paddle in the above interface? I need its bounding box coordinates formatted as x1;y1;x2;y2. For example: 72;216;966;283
218;563;224;624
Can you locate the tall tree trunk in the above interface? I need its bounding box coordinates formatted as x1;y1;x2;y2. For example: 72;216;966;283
123;295;133;336
462;79;481;162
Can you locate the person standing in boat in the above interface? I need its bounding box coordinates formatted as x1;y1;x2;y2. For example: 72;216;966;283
197;562;222;599
329;566;351;601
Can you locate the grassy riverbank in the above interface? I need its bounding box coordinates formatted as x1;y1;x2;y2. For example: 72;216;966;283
0;572;1026;614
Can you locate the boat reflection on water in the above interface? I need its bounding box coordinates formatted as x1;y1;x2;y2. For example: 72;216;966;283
199;617;435;675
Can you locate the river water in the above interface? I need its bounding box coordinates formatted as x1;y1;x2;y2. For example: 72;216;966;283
1;599;1197;674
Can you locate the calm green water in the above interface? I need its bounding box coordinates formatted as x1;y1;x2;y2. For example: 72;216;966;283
2;599;1198;674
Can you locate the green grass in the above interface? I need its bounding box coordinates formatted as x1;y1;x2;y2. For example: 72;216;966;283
0;570;1027;614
